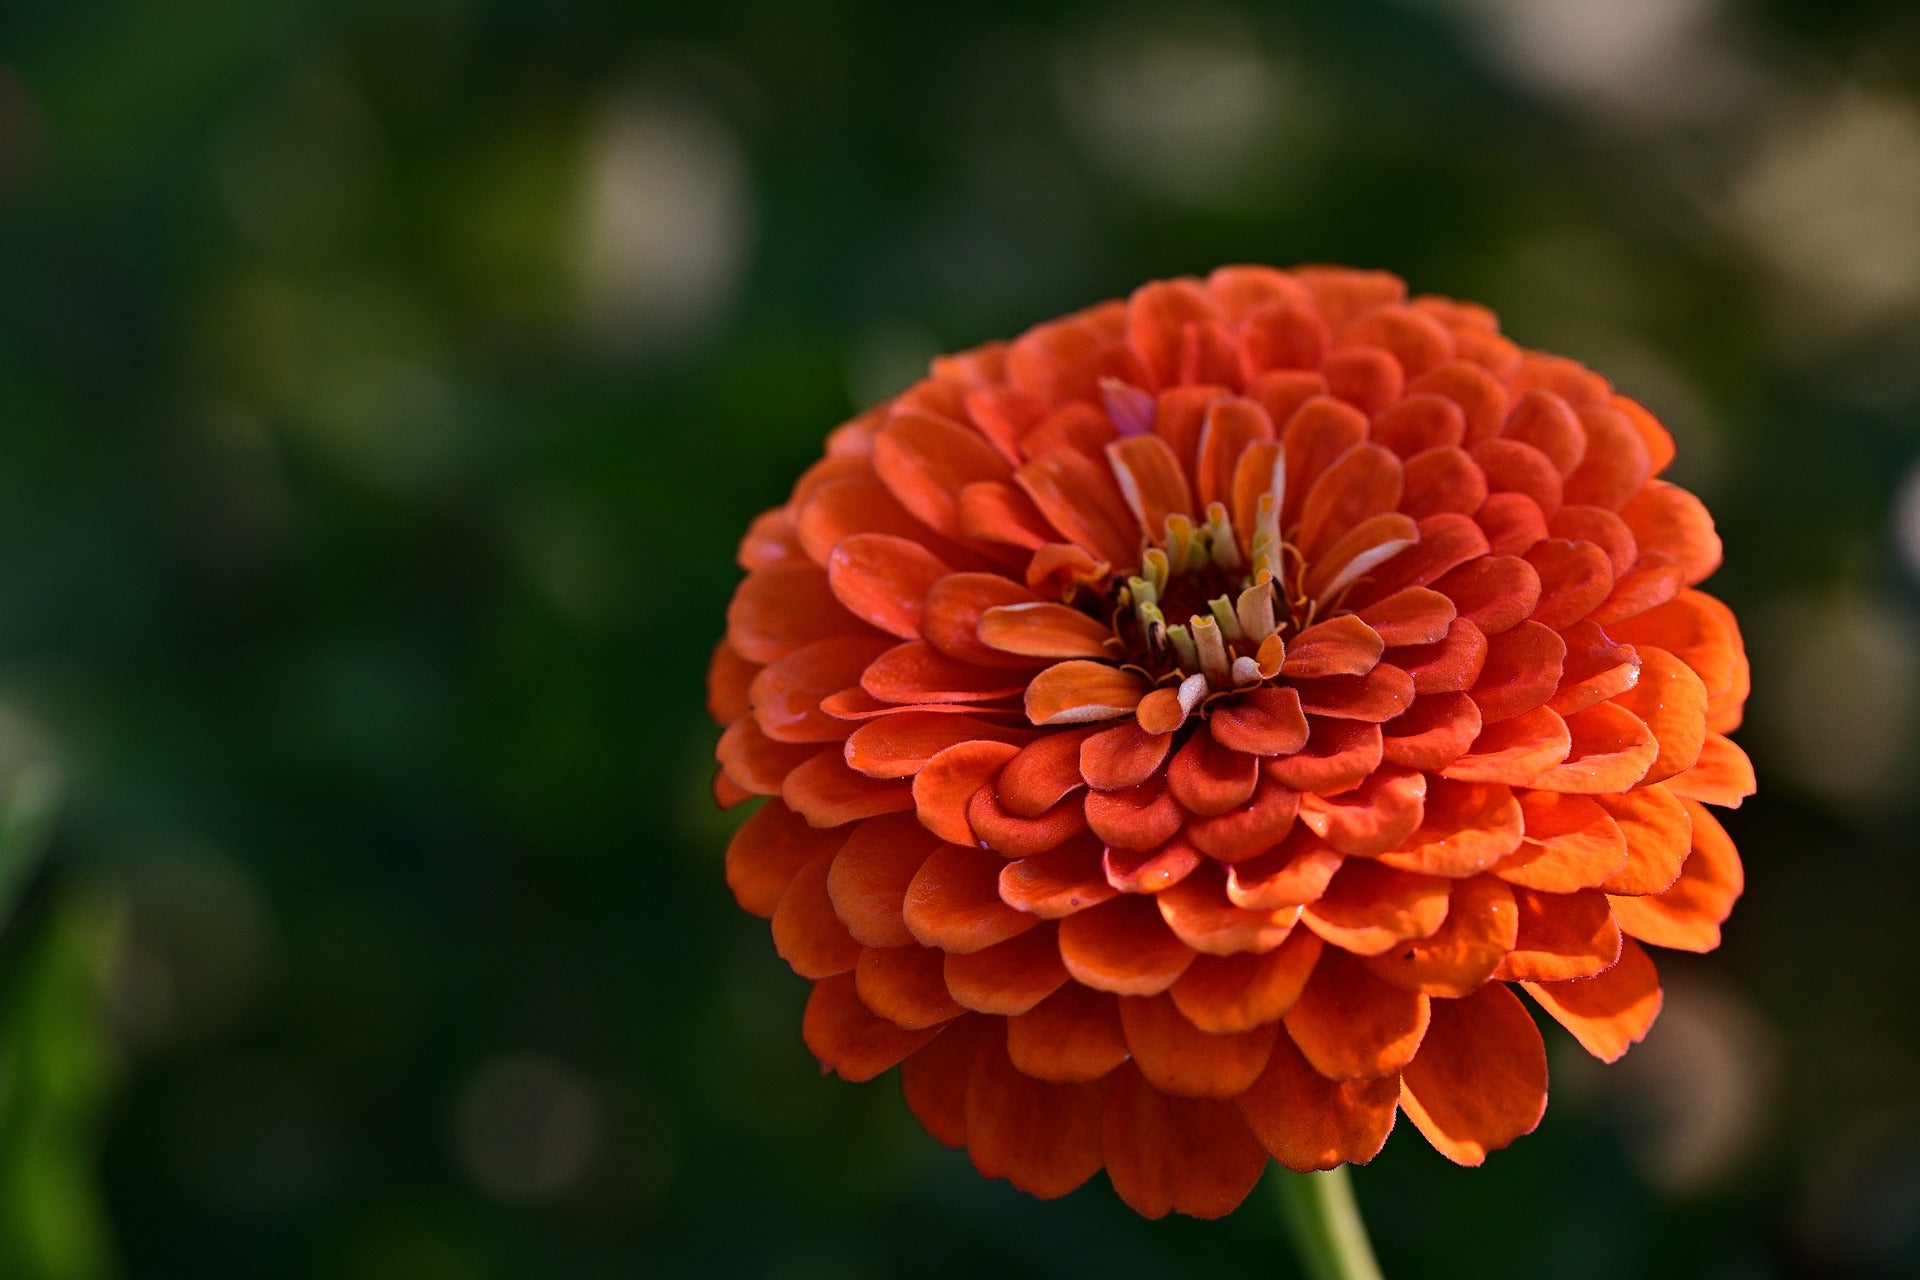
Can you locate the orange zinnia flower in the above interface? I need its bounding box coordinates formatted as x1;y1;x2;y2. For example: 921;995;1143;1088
710;265;1752;1219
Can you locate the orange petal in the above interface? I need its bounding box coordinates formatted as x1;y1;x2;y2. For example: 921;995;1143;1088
1280;396;1370;528
772;854;861;978
1084;776;1184;850
1591;553;1685;626
1323;346;1404;418
1594;785;1690;896
968;785;1091;857
1106;433;1194;534
827;812;944;947
1167;731;1259;816
1058;895;1197;996
752;635;897;743
965;1021;1109;1197
1238;1031;1399;1171
1128;277;1232;390
1401;445;1490;519
856;944;964;1030
1157;862;1302;955
1494;792;1628;893
783;747;916;827
902;842;1037;954
1549;619;1640;716
1563;403;1652;508
725;800;847;918
1016;448;1141;567
943;922;1068;1015
863;640;1031;704
1303;511;1420;602
1357;586;1456;647
1080;720;1173;790
1526;538;1613;630
999;837;1118;918
1408;358;1509;444
1398;982;1546;1165
1208;686;1311;757
1170;929;1323;1033
1103;838;1204;894
1490;886;1621;981
1262;719;1383;793
1606;588;1740;702
1476;491;1548;557
912;740;1019;845
1608;799;1742;952
1523;936;1662;1063
1527;701;1657;793
1375;779;1523;876
717;716;816;796
899;1016;983;1147
1434;553;1542;636
956;478;1055;549
1620;480;1721;586
1380;691;1481;771
1195;396;1277;507
921;572;1044;668
1664;731;1755;808
1298;765;1427;857
1364;874;1517;997
1282;615;1386;680
1025;660;1148;725
994;728;1095;817
1120;992;1278;1099
1470;620;1566;723
1370;392;1465;456
1006;983;1128;1083
977;601;1114;659
1226;832;1345;910
1439;704;1571;786
872;412;1013;538
1285;947;1431;1079
1609;645;1707;785
1186;777;1300;862
1293;664;1415;722
1352;511;1488;601
844;712;1034;779
804;971;939;1081
728;562;875;664
1470;438;1563;516
826;534;951;639
1502;387;1586;472
1550;504;1637;574
1101;1064;1270;1220
1395;616;1490;695
1296;444;1404;563
707;640;758;725
1301;857;1450;955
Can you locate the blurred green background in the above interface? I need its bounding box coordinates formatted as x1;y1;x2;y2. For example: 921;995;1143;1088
0;1;1916;1276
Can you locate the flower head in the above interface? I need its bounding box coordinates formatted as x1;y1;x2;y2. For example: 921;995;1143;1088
711;266;1752;1219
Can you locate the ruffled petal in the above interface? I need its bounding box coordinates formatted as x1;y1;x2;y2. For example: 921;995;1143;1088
1238;1031;1399;1171
1491;886;1622;982
1080;720;1173;790
1301;858;1450;955
1169;929;1323;1033
1608;799;1742;952
1523;936;1662;1063
912;740;1020;845
1285;947;1431;1079
943;923;1069;1015
1102;1064;1270;1219
1007;983;1130;1083
903;842;1038;954
1263;719;1383;793
1026;661;1149;725
1120;992;1278;1098
966;1021;1109;1196
1364;873;1517;997
1058;895;1198;995
1299;765;1427;857
1398;983;1547;1165
1208;687;1311;757
827;813;944;947
805;971;941;1081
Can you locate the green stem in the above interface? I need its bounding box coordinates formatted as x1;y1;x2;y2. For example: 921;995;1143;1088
1278;1167;1384;1280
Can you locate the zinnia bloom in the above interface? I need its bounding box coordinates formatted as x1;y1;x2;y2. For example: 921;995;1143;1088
711;265;1751;1219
